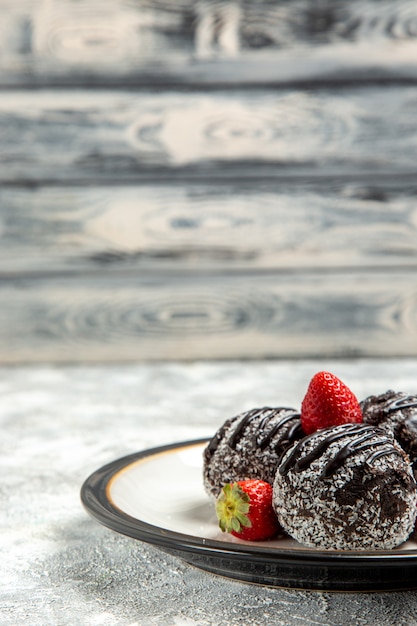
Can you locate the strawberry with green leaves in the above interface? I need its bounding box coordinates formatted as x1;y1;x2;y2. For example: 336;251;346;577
301;371;363;435
216;479;280;541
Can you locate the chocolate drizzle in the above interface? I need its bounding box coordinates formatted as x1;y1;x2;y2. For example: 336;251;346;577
228;408;267;448
255;410;302;451
383;397;417;415
205;417;236;456
228;407;301;450
279;424;402;478
380;396;417;441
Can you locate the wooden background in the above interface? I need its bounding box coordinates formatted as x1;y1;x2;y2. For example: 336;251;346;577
2;0;417;363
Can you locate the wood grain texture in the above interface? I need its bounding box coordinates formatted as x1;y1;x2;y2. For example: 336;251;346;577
1;0;417;86
2;271;417;362
2;181;417;275
2;2;416;363
1;87;417;183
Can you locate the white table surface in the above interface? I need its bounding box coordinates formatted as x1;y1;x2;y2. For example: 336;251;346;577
3;358;417;626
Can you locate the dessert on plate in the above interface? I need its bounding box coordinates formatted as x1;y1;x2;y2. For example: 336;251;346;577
203;406;303;498
206;371;417;550
273;422;417;550
361;390;417;476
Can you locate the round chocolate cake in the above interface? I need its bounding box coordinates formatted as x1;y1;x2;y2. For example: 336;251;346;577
361;391;417;474
273;423;417;550
203;407;303;498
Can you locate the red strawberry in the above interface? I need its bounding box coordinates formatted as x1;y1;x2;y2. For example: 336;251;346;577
215;479;280;541
301;371;362;435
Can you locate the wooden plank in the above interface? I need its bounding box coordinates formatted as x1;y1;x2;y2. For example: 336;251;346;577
1;0;417;86
2;271;417;362
1;87;417;183
2;181;417;275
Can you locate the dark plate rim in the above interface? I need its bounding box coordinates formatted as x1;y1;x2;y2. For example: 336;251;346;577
80;438;417;569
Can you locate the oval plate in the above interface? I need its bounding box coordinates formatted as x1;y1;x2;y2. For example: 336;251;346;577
81;439;417;591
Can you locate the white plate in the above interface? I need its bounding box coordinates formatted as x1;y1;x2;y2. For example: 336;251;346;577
81;439;417;591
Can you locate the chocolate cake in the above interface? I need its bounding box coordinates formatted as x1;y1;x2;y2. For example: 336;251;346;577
273;423;417;550
203;407;304;498
361;391;417;474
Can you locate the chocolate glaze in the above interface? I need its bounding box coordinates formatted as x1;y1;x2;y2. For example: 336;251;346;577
204;406;304;498
361;392;417;470
255;410;302;451
279;424;401;478
323;432;399;477
205;417;236;457
366;446;400;466
383;397;417;414
228;408;266;447
382;397;417;439
228;407;301;449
